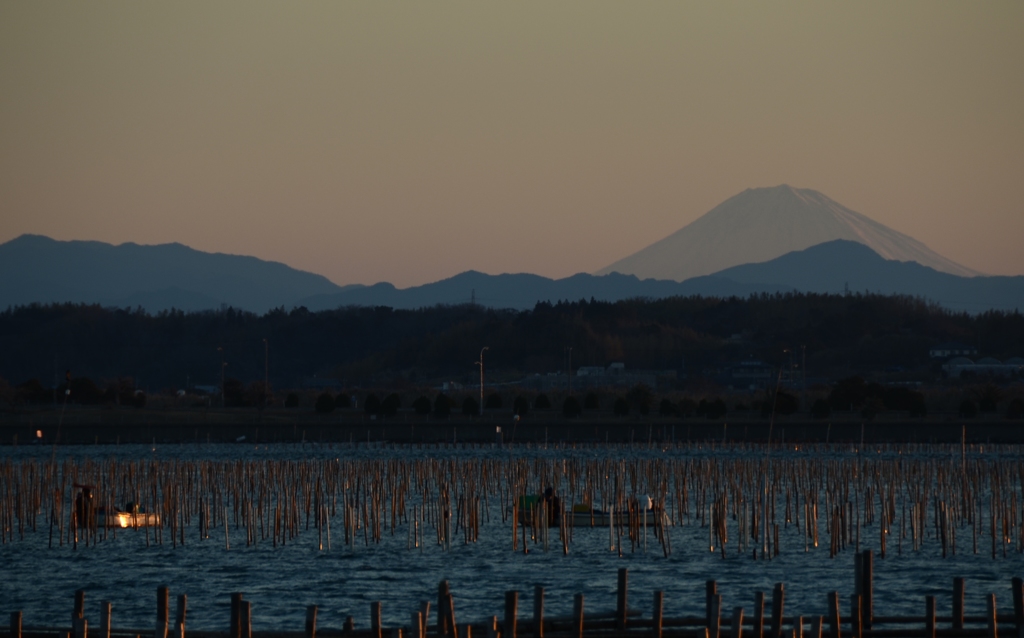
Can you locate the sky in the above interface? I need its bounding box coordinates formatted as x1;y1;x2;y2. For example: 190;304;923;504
2;2;1022;287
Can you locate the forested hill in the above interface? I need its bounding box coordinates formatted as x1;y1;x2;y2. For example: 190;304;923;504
0;294;1022;393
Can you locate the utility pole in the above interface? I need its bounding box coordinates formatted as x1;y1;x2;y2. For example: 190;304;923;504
801;345;807;412
263;338;269;409
217;346;226;409
477;347;489;415
567;346;573;395
782;348;790;385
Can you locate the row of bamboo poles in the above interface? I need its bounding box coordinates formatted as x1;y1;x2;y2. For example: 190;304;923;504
5;562;1024;638
1;443;1023;559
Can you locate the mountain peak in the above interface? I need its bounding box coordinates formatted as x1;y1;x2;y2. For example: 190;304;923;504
596;187;979;281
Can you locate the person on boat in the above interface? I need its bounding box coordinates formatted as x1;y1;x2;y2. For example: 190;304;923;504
625;494;653;520
75;486;95;529
542;487;562;526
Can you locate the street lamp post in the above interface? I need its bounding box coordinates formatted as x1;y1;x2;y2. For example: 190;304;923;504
477;347;489;416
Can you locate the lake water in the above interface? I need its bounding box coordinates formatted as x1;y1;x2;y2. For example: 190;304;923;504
1;442;1022;632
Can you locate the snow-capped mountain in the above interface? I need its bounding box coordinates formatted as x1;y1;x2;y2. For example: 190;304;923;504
596;185;979;281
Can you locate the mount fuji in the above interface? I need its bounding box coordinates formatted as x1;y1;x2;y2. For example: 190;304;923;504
596;185;979;281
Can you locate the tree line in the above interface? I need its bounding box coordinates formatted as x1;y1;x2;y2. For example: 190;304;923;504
0;293;1022;398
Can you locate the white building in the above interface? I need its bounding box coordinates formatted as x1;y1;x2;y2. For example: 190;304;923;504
943;357;1024;378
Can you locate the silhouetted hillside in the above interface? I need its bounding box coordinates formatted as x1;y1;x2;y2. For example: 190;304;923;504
711;240;1024;313
296;271;786;311
3;234;1019;316
0;294;1021;394
300;242;1022;313
0;234;344;313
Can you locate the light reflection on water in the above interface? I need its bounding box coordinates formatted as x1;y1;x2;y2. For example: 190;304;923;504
1;443;1022;631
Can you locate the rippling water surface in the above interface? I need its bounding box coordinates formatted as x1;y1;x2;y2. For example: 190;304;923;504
2;443;1022;631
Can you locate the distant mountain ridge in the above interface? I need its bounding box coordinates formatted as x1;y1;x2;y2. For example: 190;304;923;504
3;232;1020;316
597;185;980;281
711;240;1023;313
0;234;344;313
295;270;787;311
293;240;1016;314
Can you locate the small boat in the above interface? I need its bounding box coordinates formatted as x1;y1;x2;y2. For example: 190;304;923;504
74;484;161;529
95;507;161;528
515;495;671;528
563;507;671;528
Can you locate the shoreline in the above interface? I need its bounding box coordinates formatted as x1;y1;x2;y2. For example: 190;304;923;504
0;407;1020;444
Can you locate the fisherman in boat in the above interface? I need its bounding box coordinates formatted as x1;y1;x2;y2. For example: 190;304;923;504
543;487;562;526
75;485;96;530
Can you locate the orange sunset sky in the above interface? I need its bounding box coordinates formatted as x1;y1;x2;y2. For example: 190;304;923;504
2;2;1022;287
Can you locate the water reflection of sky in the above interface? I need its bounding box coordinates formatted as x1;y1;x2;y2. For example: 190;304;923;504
2;443;1022;631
